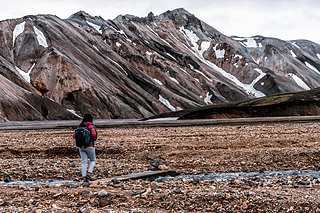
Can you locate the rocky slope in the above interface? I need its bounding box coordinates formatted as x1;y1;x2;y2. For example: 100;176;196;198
0;8;319;121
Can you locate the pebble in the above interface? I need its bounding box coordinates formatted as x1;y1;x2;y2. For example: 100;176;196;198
81;190;90;195
98;190;109;197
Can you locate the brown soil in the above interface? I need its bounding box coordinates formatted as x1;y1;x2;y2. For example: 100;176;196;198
0;122;320;212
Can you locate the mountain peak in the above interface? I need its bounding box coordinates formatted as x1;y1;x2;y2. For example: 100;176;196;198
68;11;92;20
165;8;191;15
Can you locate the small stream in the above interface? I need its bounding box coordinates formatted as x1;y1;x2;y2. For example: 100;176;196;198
155;170;320;182
0;180;77;187
0;170;319;186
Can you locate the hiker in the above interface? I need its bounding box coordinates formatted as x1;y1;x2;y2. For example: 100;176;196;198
73;114;97;182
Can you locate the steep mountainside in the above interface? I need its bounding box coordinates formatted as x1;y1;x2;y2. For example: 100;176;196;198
0;8;319;121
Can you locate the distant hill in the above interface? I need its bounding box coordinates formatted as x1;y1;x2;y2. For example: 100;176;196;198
149;88;320;120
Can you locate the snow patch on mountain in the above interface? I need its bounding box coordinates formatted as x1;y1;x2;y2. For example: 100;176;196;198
188;64;212;82
180;27;265;98
317;53;320;60
206;59;265;97
213;44;225;59
288;73;310;90
165;53;178;61
290;50;297;58
305;62;320;74
201;41;211;55
292;42;300;49
234;37;262;48
33;26;48;48
87;21;102;34
153;79;163;85
108;25;127;37
204;92;212;104
15;63;35;83
146;25;171;47
93;45;99;52
235;54;243;59
159;95;175;111
67;109;82;118
106;57;128;75
13;21;25;46
169;77;179;84
180;27;198;49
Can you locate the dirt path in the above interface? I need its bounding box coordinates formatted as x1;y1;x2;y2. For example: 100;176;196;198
0;122;320;212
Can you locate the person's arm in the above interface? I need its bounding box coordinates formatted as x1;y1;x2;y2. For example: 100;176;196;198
88;125;97;140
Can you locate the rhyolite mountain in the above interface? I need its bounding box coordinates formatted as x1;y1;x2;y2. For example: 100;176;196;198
0;8;319;121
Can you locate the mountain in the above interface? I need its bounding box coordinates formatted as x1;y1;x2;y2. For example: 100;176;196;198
0;8;319;121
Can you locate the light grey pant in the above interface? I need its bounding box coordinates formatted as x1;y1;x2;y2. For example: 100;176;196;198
79;146;96;177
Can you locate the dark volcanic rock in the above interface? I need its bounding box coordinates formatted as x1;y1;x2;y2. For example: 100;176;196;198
0;9;319;121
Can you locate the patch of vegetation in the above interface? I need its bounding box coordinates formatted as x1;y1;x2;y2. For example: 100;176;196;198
237;94;293;107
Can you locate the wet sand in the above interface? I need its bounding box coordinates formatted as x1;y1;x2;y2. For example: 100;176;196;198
0;121;320;212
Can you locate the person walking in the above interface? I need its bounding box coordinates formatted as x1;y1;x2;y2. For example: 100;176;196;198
73;114;97;182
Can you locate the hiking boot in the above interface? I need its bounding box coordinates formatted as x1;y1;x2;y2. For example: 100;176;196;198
86;175;94;181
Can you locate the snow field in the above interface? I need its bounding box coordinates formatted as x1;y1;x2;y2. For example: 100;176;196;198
233;37;262;48
290;50;297;58
305;62;320;74
180;27;265;98
213;44;225;58
204;92;212;104
13;22;25;46
288;73;310;90
153;79;163;86
169;77;179;84
15;64;35;83
66;109;82;118
33;26;48;48
87;21;102;34
159;95;176;111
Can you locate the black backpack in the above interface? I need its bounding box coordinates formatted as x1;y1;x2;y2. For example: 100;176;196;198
74;126;91;148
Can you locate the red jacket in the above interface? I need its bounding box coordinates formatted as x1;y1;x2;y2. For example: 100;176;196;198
73;122;97;146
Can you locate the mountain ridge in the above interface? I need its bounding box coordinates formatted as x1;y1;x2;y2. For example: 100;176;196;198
0;8;319;121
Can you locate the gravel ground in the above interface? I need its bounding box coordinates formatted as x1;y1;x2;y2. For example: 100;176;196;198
0;122;320;212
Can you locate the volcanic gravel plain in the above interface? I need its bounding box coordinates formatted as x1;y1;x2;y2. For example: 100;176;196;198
0;121;320;212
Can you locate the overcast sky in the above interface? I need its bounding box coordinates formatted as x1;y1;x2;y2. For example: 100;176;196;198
2;0;320;44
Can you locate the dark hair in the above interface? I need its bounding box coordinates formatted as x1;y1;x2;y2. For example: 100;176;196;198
80;114;93;126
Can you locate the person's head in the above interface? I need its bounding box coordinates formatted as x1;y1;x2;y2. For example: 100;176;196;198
82;114;93;123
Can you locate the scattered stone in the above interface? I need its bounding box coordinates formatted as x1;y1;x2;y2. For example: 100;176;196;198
0;201;9;206
112;178;120;184
150;160;166;170
134;190;144;195
52;193;62;198
297;181;310;186
98;190;109;197
67;183;77;188
81;190;90;195
99;196;112;207
158;164;168;170
83;181;90;187
4;177;11;183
